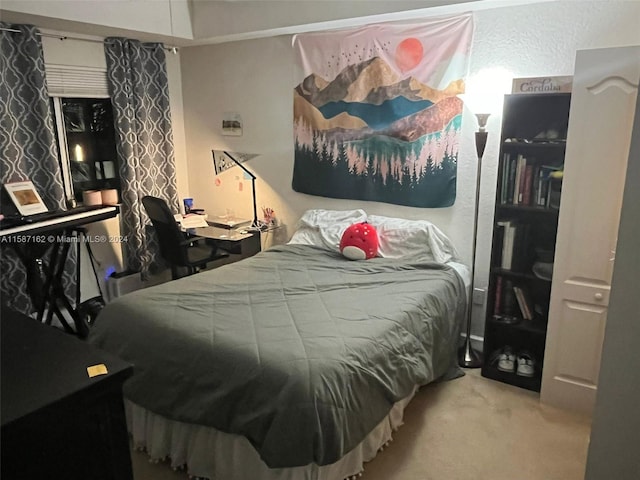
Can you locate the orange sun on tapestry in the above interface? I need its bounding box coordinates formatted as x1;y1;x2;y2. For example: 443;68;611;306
396;38;424;72
292;14;473;208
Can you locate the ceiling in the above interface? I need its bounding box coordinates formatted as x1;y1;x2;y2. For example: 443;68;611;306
0;0;548;47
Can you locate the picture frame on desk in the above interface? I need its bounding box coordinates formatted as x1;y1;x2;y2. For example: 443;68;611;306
4;180;48;216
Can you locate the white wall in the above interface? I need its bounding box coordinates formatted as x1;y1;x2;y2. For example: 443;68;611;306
180;0;640;336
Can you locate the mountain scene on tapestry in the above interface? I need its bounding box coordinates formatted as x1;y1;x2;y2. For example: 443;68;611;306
292;14;473;208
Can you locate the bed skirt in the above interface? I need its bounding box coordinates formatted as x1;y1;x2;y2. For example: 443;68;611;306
125;386;418;480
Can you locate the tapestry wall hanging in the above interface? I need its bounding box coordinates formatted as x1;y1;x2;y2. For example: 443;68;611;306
292;14;473;208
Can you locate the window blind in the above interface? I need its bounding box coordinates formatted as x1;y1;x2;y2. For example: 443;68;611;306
46;64;109;98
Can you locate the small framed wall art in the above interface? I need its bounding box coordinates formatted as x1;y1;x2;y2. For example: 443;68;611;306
222;112;242;136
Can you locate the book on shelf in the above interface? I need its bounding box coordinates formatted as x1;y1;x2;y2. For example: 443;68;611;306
500;154;534;206
531;165;540;204
546;177;562;209
512;155;525;205
493;222;505;267
513;286;528;319
513;286;534;320
500;153;511;204
534;166;545;206
495;221;532;273
493;276;503;315
522;288;534;319
511;223;532;272
498;221;517;269
506;154;517;204
500;155;562;208
505;223;517;269
537;165;562;207
522;164;534;206
501;279;518;317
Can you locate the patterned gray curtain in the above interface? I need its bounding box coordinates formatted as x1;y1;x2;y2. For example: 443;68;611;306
0;23;75;315
104;38;179;275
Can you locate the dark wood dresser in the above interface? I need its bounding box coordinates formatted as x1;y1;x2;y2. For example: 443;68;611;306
1;307;133;480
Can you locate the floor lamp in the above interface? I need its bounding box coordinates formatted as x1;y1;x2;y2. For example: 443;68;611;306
223;151;258;228
458;112;490;368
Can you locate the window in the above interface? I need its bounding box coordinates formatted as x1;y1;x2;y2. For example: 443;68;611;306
51;97;120;203
46;61;118;203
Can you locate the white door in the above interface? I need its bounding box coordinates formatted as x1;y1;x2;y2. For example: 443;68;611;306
541;46;640;415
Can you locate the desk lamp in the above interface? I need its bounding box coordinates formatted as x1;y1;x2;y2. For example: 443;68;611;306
222;151;258;228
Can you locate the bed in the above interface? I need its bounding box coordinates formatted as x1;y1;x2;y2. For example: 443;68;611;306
89;209;469;479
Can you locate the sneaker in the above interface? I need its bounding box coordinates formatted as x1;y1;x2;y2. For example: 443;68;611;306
516;352;536;377
496;346;516;373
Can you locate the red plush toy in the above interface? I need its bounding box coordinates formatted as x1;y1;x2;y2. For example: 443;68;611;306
340;222;379;260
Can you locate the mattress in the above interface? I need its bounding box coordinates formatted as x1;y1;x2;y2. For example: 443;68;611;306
89;244;465;468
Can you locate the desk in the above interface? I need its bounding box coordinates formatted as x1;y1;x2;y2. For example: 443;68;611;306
1;307;134;480
0;205;119;337
194;225;261;261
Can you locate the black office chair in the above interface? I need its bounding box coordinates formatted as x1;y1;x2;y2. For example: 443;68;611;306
141;196;229;280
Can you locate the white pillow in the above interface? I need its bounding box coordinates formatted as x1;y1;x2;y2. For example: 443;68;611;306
288;209;366;251
367;214;461;263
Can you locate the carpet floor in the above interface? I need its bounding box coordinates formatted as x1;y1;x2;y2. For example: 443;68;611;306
131;369;591;480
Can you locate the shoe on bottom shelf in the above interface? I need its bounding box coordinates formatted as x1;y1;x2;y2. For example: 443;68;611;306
496;346;516;373
516;352;536;377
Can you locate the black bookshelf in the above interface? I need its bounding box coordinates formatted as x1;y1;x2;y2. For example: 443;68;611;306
481;93;571;392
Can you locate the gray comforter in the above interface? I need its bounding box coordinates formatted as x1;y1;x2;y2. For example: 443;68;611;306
89;244;465;468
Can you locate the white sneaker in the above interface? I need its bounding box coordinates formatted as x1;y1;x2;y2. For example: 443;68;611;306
516;352;536;377
497;347;516;373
